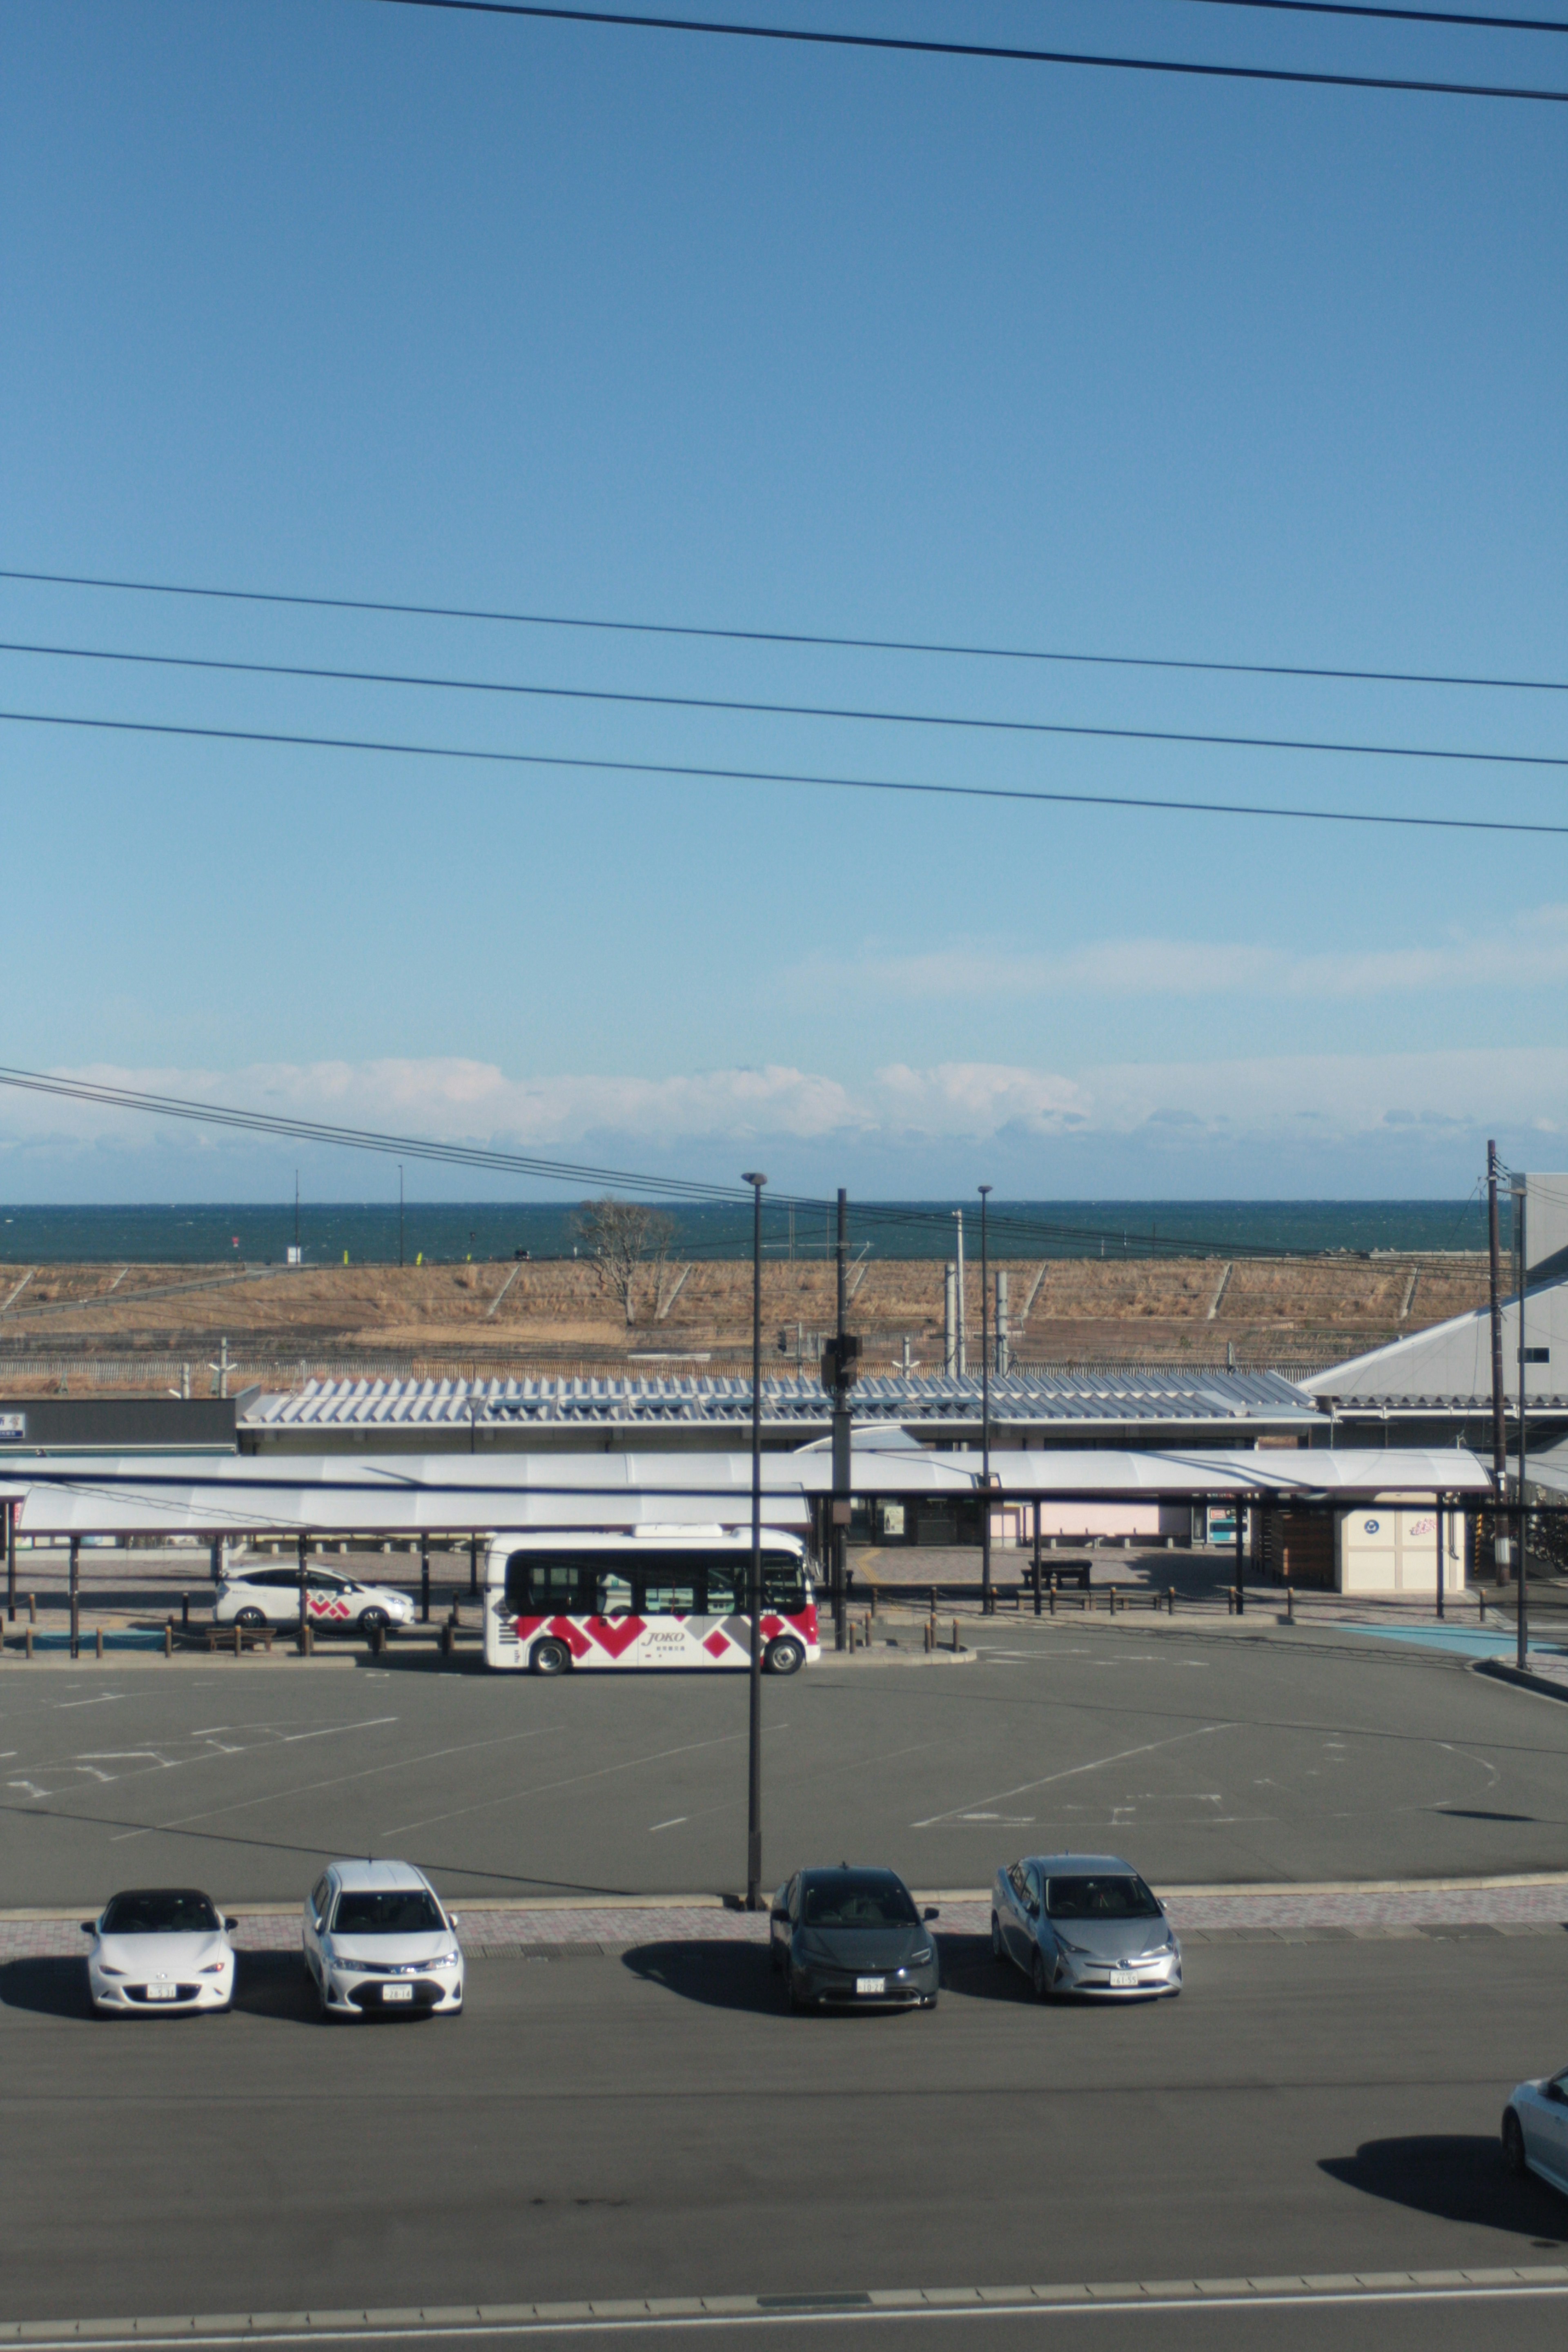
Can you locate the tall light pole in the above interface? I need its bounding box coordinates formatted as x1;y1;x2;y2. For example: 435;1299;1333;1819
743;1172;768;1910
979;1185;993;1617
1488;1141;1510;1582
1515;1176;1529;1672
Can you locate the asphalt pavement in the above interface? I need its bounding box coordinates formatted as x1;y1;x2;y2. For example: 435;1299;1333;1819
4;1934;1568;2331
3;1612;1568;1905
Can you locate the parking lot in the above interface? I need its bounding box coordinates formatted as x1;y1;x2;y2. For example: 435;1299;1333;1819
4;1929;1568;2339
3;1611;1568;1905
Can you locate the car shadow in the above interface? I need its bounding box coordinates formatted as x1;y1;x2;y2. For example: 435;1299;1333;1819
937;1931;1033;2001
1320;2136;1568;2242
622;1940;783;2014
0;1957;94;2018
0;1951;316;2024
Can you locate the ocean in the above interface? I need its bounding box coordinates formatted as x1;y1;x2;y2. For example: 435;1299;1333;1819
0;1198;1492;1265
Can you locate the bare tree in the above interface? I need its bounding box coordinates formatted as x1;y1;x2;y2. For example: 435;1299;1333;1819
575;1200;677;1327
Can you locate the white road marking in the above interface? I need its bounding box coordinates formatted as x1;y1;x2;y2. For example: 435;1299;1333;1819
112;1724;549;1841
52;1693;133;1710
912;1721;1235;1829
649;1817;688;1832
383;1731;753;1838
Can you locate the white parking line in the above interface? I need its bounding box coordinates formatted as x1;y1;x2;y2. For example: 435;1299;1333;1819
911;1723;1235;1829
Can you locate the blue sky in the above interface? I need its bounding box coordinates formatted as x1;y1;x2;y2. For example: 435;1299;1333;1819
2;0;1565;1201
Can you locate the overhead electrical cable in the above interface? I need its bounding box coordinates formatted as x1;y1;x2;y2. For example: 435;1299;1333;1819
4;707;1567;835
2;641;1564;771
5;565;1561;695
0;1066;1345;1261
1166;0;1568;29
361;0;1568;99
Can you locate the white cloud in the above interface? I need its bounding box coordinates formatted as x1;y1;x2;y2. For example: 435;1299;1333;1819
807;902;1568;1003
0;1048;1562;1181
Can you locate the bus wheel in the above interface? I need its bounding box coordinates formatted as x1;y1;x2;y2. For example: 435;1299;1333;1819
764;1636;806;1677
530;1637;572;1676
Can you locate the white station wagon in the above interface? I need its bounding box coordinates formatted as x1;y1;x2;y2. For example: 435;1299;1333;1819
303;1860;464;2021
214;1563;416;1636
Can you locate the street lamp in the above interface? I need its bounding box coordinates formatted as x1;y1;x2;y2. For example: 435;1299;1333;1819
743;1172;768;1910
979;1185;993;1617
1513;1177;1529;1671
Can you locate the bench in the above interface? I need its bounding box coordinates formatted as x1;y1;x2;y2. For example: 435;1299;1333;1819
201;1623;276;1655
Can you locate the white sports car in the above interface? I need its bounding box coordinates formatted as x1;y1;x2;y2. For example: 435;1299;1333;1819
1503;2067;1568;2193
303;1859;464;2021
214;1563;416;1635
84;1888;237;2016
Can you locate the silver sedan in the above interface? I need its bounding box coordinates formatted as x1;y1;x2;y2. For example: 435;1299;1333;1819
991;1853;1182;2000
1503;2066;1568;2193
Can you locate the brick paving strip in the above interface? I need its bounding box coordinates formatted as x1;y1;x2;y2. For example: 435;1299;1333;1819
6;1876;1565;1960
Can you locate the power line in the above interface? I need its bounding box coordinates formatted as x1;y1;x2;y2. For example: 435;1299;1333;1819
6;705;1568;834
364;0;1568;99
0;1065;1354;1262
4;641;1564;771
5;565;1561;695
1169;0;1568;31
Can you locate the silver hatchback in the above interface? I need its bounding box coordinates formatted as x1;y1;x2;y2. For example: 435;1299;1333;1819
991;1853;1181;2000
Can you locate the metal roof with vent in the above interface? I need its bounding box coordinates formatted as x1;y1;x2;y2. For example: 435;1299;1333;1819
242;1367;1319;1436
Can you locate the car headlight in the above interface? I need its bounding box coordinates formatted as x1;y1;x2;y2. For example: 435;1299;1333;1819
910;1946;933;1966
793;1935;831;1963
432;1951;461;1967
97;1964;125;1979
198;1961;228;1975
1055;1936;1090;1957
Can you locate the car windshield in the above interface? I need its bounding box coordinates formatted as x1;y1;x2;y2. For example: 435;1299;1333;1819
802;1873;918;1928
102;1890;220;1936
332;1890;444;1935
1045;1874;1161;1921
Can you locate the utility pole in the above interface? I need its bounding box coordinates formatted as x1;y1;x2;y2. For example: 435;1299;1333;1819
743;1172;767;1909
399;1164;405;1269
1516;1176;1529;1672
953;1211;967;1375
828;1188;855;1652
979;1185;993;1617
294;1170;300;1260
1488;1141;1510;1582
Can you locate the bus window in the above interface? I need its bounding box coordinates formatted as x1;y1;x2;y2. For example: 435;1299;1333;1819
763;1555;807;1612
701;1562;740;1614
596;1571;635;1615
506;1554;592;1613
638;1574;698;1617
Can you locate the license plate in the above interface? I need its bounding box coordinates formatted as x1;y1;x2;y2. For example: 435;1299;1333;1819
145;1983;178;2001
381;1983;414;2002
855;1976;886;1996
1109;1969;1138;1988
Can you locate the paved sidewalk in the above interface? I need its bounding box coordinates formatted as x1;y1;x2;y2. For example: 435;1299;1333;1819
7;1877;1564;1961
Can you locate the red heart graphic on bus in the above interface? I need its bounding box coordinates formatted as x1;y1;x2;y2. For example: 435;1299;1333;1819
584;1615;644;1659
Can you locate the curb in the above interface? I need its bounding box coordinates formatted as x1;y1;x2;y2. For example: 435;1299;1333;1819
1474;1657;1568;1705
2;2266;1567;2341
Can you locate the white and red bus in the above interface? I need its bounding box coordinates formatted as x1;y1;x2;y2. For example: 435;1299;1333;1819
483;1529;820;1676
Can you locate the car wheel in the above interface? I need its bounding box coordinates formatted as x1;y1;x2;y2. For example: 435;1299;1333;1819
1031;1948;1052;2002
235;1607;266;1630
991;1913;1005;1962
764;1636;806;1676
1503;2109;1528;2176
786;1973;806;2013
530;1637;572;1676
922;1993;939;2011
357;1607;390;1636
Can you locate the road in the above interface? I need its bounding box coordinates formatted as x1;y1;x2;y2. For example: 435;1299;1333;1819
3;1615;1568;1904
3;1933;1568;2336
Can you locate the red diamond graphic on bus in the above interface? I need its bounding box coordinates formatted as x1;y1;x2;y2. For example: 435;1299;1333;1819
584;1615;644;1659
702;1629;731;1658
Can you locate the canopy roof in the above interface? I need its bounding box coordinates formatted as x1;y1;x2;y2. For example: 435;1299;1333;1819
3;1443;1489;1537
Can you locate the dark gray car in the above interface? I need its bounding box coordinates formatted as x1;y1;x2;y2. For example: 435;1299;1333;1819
770;1867;940;2011
991;1853;1181;2000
